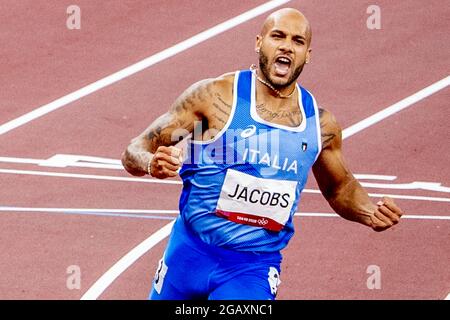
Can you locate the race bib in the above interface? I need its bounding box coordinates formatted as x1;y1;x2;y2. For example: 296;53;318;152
215;169;297;232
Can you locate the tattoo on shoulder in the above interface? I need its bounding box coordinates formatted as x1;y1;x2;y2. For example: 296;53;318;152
147;77;236;147
319;108;339;149
147;82;214;150
215;92;232;109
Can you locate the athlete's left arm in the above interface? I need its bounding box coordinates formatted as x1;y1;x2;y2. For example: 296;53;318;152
312;108;404;232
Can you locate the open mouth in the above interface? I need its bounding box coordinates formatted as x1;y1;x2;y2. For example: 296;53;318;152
273;56;292;77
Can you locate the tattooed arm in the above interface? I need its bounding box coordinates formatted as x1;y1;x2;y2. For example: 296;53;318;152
312;108;403;231
121;74;234;178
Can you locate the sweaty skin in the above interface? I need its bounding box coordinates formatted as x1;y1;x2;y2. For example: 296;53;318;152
121;8;403;232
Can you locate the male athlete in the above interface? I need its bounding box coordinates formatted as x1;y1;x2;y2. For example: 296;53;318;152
121;8;403;300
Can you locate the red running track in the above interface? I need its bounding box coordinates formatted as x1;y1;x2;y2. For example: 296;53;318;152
0;0;449;299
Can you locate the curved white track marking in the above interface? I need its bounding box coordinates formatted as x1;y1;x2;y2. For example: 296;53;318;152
445;293;450;300
0;0;291;136
80;220;175;300
342;75;450;139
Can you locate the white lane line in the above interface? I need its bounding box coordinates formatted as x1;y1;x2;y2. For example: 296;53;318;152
0;156;41;165
0;207;178;220
1;206;448;221
354;174;396;181
80;220;175;300
0;168;181;185
0;207;179;214
0;155;123;170
300;188;450;203
445;293;450;300
293;212;450;220
366;193;449;203
1;168;449;202
342;76;450;139
0;0;291;136
9;211;174;221
360;182;450;193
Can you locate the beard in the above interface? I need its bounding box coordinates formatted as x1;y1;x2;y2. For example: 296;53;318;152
259;50;304;90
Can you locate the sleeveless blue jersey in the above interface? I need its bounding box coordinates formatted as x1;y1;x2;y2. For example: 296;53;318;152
178;70;321;252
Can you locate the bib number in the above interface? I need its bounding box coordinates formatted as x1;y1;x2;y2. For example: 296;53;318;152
216;169;297;231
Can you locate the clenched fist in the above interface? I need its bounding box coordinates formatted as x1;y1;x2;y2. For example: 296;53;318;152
150;146;183;179
369;197;404;232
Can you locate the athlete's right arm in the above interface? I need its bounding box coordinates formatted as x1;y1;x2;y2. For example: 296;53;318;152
121;80;209;178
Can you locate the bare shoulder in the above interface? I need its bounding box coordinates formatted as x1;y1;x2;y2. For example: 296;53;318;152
214;71;236;85
192;72;234;97
318;107;342;150
173;72;235;114
208;72;235;102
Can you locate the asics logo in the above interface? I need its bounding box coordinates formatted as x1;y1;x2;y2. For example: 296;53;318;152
240;125;256;138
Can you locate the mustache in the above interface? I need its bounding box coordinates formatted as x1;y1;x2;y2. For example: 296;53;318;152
258;51;304;89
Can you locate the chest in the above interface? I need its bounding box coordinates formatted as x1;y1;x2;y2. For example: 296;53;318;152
254;103;302;127
205;102;302;134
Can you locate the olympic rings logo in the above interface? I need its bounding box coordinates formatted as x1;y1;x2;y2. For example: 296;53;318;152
257;218;268;226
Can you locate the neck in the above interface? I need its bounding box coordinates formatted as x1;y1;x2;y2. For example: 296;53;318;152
254;70;296;99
